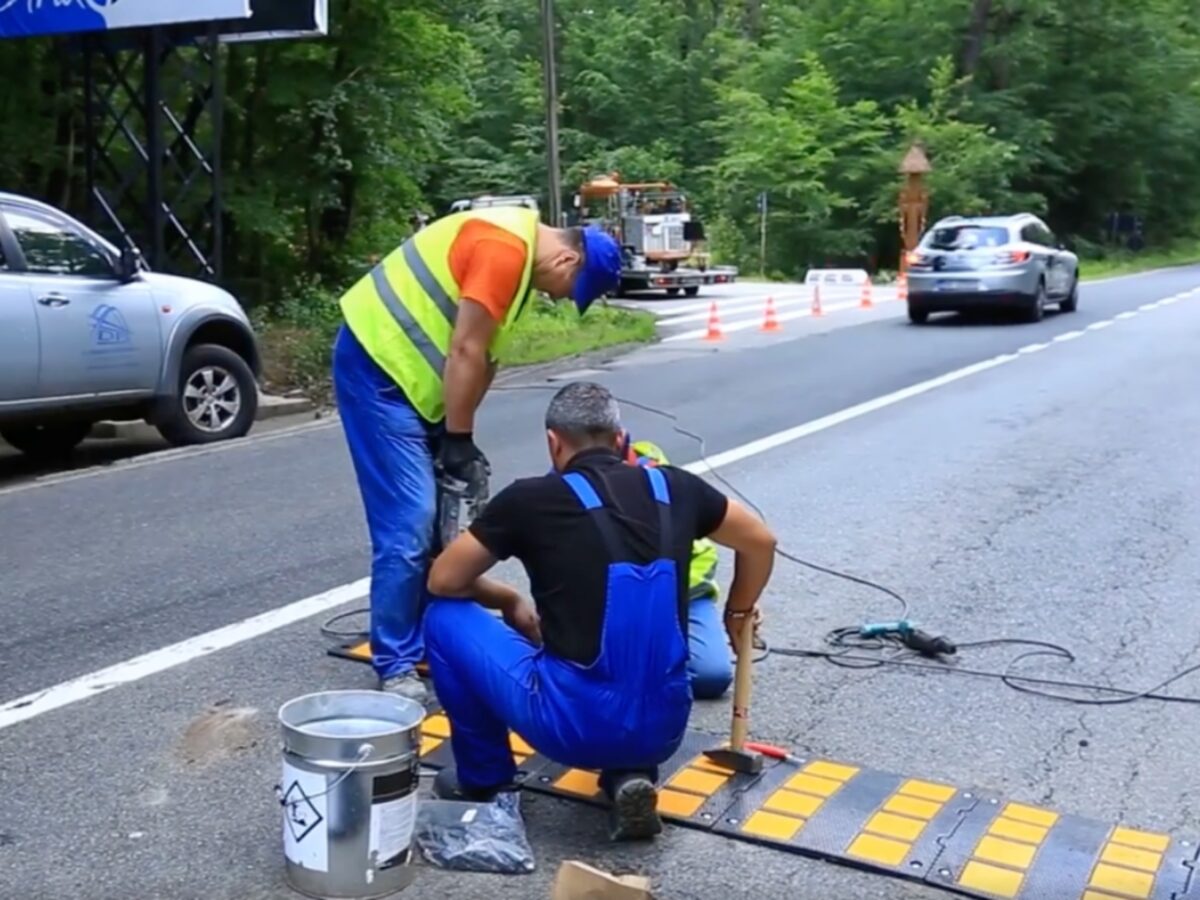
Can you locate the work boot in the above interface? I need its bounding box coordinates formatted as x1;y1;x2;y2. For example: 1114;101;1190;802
605;773;662;842
432;767;519;803
378;671;429;706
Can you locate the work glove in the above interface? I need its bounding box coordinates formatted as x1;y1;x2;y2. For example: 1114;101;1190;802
438;432;491;493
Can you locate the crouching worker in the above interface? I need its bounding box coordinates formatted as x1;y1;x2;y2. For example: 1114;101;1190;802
424;382;776;841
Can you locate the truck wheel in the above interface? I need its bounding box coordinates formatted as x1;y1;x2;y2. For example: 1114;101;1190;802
156;343;258;447
1;421;92;458
666;288;681;296
684;286;700;297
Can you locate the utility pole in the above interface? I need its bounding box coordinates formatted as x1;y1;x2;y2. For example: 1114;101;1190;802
758;191;768;276
540;0;563;227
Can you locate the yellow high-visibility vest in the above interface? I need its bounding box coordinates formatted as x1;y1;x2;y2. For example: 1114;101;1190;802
339;207;539;423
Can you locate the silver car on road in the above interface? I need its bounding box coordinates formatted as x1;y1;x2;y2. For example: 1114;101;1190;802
0;192;261;457
905;214;1080;324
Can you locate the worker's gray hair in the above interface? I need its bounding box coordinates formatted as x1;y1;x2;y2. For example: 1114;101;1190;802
545;381;621;442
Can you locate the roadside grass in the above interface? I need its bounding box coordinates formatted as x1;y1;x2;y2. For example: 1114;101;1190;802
737;238;1200;285
255;288;655;404
1078;239;1200;280
496;298;655;366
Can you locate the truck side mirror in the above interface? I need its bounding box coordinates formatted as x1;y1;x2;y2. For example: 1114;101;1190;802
683;221;705;242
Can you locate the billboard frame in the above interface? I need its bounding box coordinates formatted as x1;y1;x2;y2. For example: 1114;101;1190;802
59;1;330;282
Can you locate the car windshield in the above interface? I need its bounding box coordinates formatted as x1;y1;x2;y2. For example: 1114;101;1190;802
924;225;1009;251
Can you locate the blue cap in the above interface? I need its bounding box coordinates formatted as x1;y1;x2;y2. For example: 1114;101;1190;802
570;226;622;313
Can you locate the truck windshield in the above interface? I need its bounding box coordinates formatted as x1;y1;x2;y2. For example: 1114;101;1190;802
924;225;1009;251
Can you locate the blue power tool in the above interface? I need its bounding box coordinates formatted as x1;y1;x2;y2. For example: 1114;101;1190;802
859;620;956;657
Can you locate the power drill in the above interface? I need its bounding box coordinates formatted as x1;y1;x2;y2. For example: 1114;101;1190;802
434;459;490;552
859;620;957;657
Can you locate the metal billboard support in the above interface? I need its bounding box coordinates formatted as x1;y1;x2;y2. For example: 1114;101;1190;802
83;23;223;280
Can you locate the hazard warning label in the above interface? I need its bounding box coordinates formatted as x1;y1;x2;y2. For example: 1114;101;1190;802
282;762;328;873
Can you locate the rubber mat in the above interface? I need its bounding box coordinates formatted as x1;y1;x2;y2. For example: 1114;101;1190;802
412;704;1200;900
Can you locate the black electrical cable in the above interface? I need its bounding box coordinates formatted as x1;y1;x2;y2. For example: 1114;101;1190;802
323;384;1200;709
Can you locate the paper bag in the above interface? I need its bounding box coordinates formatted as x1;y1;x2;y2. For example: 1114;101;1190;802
551;860;654;900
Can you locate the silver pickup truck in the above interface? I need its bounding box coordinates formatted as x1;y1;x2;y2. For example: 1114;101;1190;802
0;192;261;458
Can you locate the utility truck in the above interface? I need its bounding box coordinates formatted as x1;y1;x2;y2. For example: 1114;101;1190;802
573;174;738;297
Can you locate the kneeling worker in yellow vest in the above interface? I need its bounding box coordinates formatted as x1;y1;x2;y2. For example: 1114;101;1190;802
332;206;622;704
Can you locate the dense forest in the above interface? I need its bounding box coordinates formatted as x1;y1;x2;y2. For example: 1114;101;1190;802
2;0;1200;307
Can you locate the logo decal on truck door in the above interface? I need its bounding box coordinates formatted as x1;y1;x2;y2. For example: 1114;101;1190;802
89;304;132;346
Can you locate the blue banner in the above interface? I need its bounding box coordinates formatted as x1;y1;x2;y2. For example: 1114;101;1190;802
0;0;250;40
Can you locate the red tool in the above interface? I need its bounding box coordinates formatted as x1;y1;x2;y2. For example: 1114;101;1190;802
744;741;801;764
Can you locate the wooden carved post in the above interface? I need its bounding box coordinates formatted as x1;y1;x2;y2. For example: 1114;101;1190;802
898;143;932;274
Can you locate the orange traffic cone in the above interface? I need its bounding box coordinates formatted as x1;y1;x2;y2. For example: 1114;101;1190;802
860;279;874;309
811;283;823;317
704;302;724;341
897;272;909;302
761;296;781;332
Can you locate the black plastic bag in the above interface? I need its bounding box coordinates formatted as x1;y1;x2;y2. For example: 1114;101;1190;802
414;791;536;874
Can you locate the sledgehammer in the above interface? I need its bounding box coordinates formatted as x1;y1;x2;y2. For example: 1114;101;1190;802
703;610;764;775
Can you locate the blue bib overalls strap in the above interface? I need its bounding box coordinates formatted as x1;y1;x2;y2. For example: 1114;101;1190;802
557;466;690;696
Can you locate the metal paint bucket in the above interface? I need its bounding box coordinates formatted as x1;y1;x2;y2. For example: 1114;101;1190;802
278;690;424;899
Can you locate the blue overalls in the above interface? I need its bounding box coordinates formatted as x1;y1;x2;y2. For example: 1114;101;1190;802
424;465;693;792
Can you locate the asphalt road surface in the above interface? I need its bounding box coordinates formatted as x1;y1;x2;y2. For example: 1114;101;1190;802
3;266;1200;899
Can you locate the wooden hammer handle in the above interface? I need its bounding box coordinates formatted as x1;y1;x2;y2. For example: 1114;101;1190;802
729;609;756;751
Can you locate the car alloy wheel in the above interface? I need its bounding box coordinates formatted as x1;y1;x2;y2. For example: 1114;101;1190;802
183;365;242;434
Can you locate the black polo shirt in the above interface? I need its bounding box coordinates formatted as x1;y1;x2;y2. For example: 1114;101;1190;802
469;447;729;665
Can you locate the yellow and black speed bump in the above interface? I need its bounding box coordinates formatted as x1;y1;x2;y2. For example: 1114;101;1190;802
411;705;1200;900
522;731;761;830
927;790;1199;900
416;705;547;782
711;754;975;883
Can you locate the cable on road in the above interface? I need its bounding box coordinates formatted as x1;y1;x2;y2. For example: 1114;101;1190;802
324;383;1200;709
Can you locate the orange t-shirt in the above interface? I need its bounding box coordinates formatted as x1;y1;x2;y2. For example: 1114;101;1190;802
447;219;530;322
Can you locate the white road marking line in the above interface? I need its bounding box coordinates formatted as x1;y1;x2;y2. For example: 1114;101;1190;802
658;290;895;327
657;292;809;326
0;288;1193;731
1115;311;1139;320
631;288;795;317
663;299;867;342
1053;330;1085;342
1139;301;1162;311
0;578;370;731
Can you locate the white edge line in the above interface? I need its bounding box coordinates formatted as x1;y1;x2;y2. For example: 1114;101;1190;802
0;282;1190;730
0;341;1029;732
682;352;1019;474
0;578;369;731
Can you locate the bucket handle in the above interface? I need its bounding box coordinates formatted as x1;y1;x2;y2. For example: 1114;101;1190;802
274;742;374;808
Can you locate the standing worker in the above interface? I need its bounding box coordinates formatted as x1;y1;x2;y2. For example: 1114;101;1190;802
333;206;622;704
424;382;777;840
